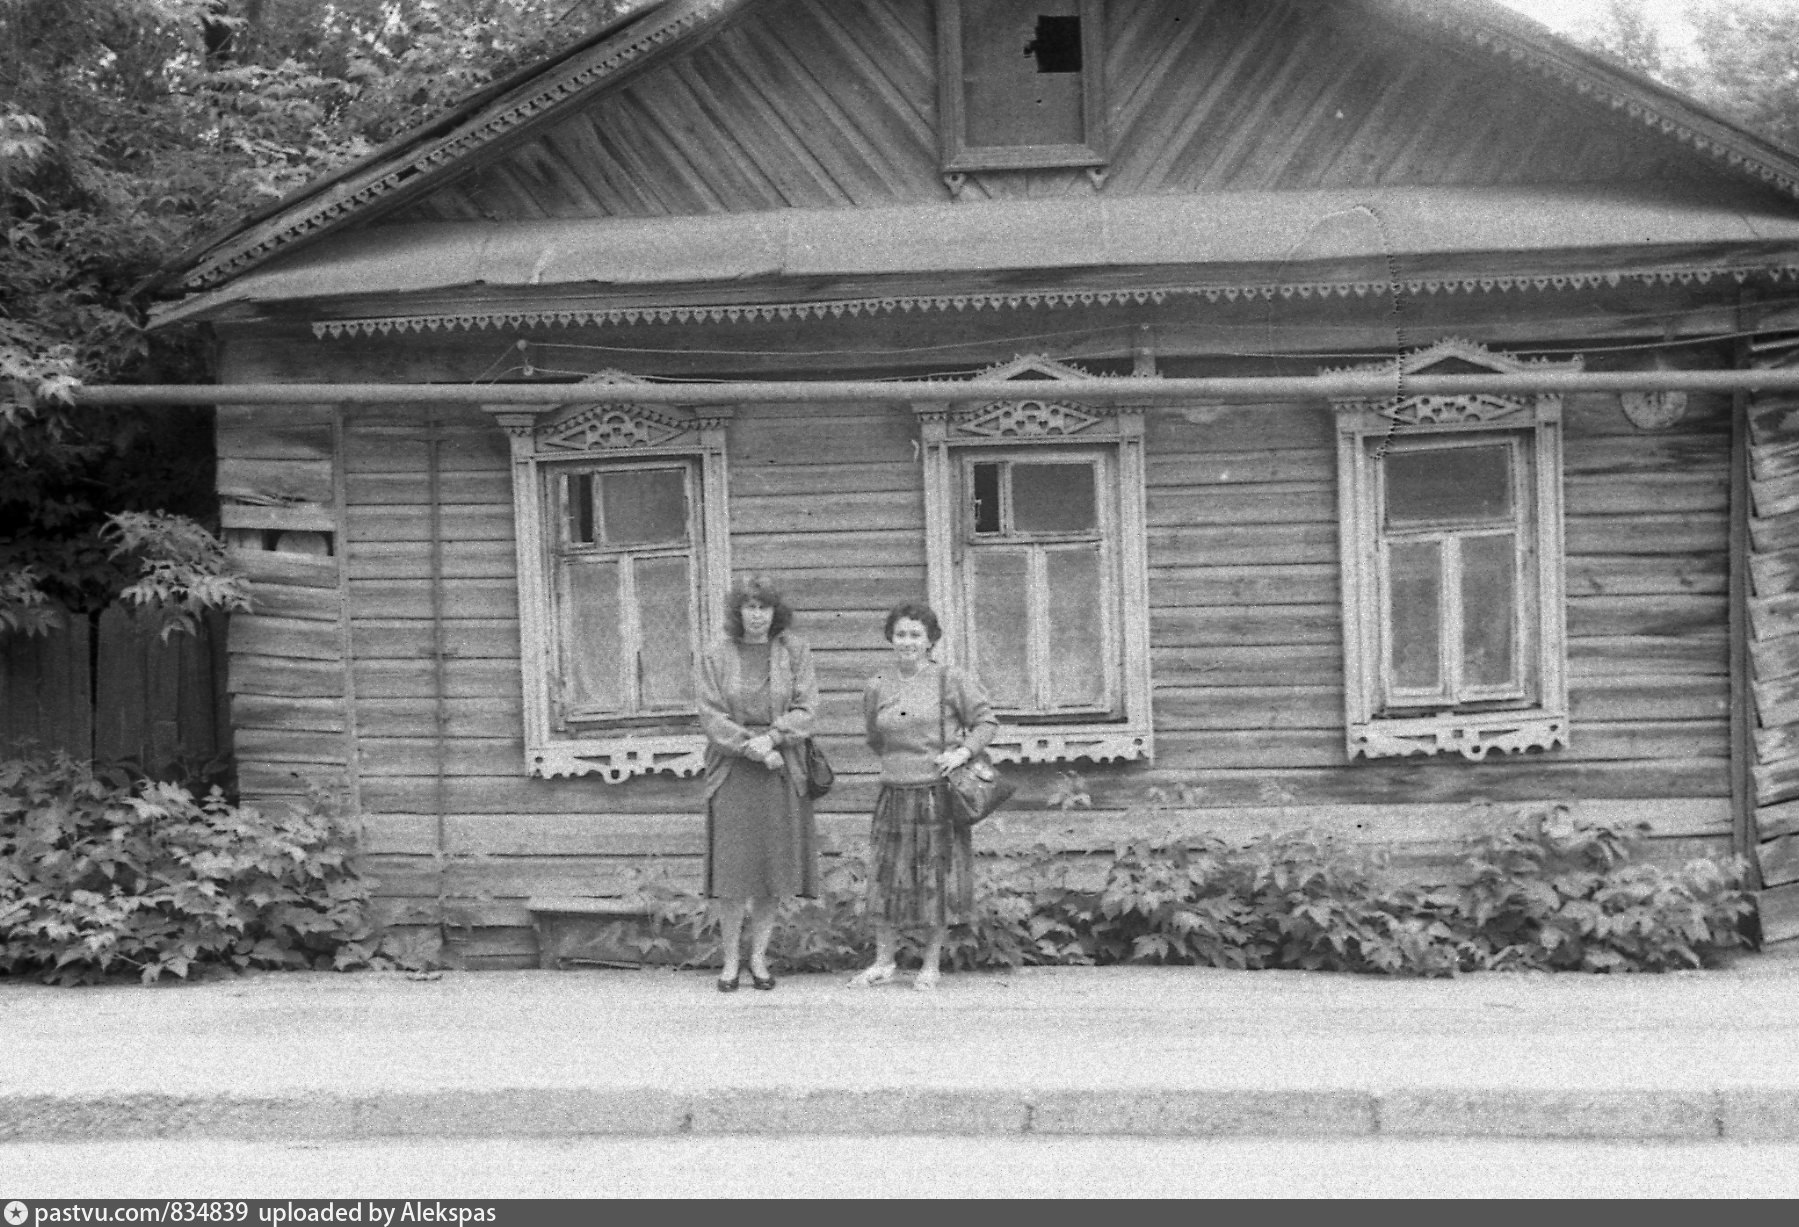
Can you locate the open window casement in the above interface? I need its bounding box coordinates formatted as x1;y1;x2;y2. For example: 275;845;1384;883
1332;340;1574;762
916;355;1152;766
488;375;732;782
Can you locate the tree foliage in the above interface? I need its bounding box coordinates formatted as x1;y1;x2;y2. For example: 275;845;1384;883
1571;0;1799;153
1;0;643;621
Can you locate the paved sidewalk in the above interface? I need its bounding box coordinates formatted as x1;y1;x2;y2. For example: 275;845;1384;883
5;954;1799;1142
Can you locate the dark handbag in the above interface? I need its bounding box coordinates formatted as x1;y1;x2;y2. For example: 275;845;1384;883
802;737;834;799
940;668;1014;827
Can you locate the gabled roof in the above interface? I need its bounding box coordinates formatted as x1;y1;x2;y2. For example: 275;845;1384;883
149;0;1799;310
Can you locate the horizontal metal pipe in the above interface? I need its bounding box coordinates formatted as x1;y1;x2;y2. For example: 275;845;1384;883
62;368;1799;406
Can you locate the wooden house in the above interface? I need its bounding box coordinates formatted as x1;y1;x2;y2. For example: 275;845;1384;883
148;0;1799;964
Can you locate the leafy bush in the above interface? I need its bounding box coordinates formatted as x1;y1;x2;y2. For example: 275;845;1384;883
0;755;377;984
626;803;1752;978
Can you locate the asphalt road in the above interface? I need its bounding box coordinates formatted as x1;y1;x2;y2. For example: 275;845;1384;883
5;1137;1797;1199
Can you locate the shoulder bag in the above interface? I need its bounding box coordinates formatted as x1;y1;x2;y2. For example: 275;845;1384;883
939;666;1014;827
802;736;834;799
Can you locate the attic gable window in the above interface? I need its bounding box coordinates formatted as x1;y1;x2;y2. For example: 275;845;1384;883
1332;341;1576;763
937;0;1108;176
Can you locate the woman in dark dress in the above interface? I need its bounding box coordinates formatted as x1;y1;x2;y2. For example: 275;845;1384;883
696;576;818;992
849;601;997;991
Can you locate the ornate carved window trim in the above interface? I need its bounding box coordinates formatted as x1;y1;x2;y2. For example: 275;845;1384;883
915;355;1152;765
486;373;732;782
1332;340;1575;762
935;0;1109;176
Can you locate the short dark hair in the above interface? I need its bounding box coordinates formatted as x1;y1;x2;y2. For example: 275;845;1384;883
883;601;941;645
724;575;793;640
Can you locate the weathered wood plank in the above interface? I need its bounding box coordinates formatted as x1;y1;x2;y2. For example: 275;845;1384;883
1751;629;1799;684
347;540;517;581
216;407;334;460
1753;471;1799;521
1750;547;1799;599
1565;594;1726;640
1565;554;1726;598
344;505;516;544
1758;833;1799;888
348;579;520;621
229;548;342;588
1752;591;1799;643
1567;514;1726;556
1755;798;1799;841
1567;474;1728;516
230;655;347;699
352;657;524;699
1570;677;1728;722
733;490;921;534
230;615;343;662
230;695;347;735
1754;673;1799;729
1152;686;1339;729
1751;508;1799;555
344;470;512;507
1154;643;1343;686
1567;636;1727;677
1151;605;1339;647
216;457;335;505
242;581;341;622
233;728;349;765
1754;881;1799;944
732;529;927;570
354;697;523;738
1148;523;1338;566
349;619;520;662
1146;484;1333;527
357;796;1731;860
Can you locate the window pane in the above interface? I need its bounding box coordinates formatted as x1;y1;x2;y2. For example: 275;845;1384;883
600;469;688;545
1385;446;1511;526
971;462;1002;535
1044;545;1106;708
1388;541;1442;693
635;556;694;711
562;557;623;714
1461;534;1517;690
565;474;595;544
962;0;1084;148
1012;463;1097;533
968;548;1032;709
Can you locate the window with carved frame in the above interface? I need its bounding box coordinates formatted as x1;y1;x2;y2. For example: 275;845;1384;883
916;356;1151;766
1333;341;1574;762
936;0;1108;176
487;378;732;783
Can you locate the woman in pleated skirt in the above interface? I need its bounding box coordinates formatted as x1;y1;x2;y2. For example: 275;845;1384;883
849;601;996;991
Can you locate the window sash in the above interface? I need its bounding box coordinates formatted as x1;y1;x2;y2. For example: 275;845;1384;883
958;449;1119;718
548;461;701;726
1373;436;1532;712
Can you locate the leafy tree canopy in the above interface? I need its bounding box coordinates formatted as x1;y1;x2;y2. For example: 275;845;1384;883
1;0;642;619
1569;0;1799;153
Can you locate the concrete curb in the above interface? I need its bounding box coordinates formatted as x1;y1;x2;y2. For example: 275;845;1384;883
6;1087;1799;1142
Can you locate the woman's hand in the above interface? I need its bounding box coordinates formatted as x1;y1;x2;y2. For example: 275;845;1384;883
934;745;972;775
743;733;775;761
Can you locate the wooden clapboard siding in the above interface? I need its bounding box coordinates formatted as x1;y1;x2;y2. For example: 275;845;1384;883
1745;344;1799;934
390;0;1743;227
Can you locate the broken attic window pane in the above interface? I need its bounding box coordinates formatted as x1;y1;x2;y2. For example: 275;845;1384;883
1028;15;1082;72
962;0;1084;147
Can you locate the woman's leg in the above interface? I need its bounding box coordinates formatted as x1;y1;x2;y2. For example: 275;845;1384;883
717;899;747;981
915;923;948;990
849;920;899;985
747;897;778;979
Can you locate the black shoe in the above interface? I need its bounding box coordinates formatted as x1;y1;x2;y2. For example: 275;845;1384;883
717;972;741;992
751;972;776;991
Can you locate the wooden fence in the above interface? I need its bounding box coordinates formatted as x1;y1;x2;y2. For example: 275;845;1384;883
0;605;230;770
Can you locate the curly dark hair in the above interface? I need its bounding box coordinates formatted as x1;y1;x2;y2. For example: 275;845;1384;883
883;601;942;645
724;575;793;640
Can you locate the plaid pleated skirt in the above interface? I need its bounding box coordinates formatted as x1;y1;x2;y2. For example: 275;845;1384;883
866;781;974;928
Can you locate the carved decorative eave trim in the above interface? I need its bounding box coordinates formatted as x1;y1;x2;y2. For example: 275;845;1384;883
179;0;745;292
530;736;708;782
1348;714;1569;763
1390;0;1799;201
487;370;733;454
987;727;1152;766
308;263;1798;339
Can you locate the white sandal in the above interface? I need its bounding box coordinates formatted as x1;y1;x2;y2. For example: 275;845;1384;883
847;964;897;988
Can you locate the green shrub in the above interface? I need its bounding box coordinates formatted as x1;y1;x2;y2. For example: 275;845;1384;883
627;803;1752;977
0;755;378;984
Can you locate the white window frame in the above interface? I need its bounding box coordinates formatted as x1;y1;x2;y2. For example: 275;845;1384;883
916;355;1152;765
1332;340;1574;762
488;375;732;782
